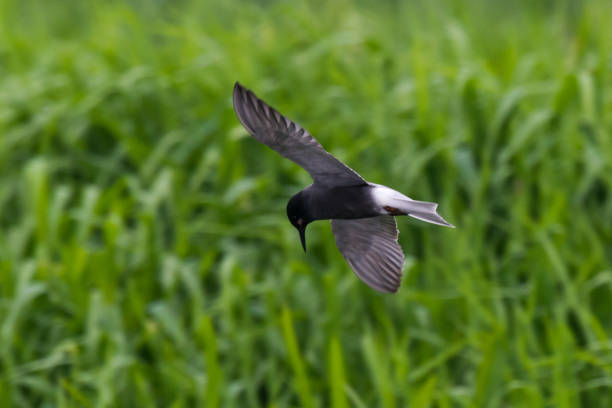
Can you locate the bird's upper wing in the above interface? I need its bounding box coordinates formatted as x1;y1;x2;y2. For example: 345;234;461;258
233;82;366;188
331;216;405;293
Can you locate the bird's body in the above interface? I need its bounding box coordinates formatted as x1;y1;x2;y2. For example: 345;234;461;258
292;183;450;223
293;184;377;221
233;82;454;293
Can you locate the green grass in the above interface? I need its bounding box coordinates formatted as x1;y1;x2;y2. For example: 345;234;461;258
1;0;612;406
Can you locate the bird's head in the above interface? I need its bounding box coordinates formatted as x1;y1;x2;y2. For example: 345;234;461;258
287;192;311;252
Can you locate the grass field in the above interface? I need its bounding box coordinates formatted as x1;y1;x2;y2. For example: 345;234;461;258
1;0;612;406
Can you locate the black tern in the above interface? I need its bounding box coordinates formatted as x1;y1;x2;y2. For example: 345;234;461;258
233;82;454;293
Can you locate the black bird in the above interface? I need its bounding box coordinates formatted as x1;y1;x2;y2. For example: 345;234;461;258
233;82;454;293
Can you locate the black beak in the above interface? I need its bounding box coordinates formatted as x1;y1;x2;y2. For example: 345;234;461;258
298;227;307;252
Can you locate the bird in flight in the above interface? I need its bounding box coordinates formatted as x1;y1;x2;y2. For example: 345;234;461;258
233;82;454;293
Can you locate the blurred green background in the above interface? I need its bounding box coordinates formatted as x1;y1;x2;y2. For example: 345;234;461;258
1;0;612;406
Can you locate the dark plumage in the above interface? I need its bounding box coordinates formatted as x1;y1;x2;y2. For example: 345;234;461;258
233;82;453;293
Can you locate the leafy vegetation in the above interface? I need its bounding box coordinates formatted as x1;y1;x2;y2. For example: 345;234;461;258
1;0;611;406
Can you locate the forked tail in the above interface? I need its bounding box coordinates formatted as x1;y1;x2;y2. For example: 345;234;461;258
387;199;454;228
372;184;454;227
405;200;454;227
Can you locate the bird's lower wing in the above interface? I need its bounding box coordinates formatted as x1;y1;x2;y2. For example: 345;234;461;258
331;216;405;293
233;82;366;188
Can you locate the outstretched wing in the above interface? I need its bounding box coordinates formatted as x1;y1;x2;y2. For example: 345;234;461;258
233;82;366;188
331;216;405;293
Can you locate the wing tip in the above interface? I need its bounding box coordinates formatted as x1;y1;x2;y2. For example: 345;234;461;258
233;81;244;95
375;285;399;294
233;81;258;134
233;81;256;108
232;81;242;109
347;259;402;294
233;81;246;108
369;281;400;294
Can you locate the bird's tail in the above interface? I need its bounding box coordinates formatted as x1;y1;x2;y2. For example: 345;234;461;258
395;199;455;228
